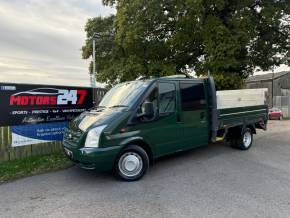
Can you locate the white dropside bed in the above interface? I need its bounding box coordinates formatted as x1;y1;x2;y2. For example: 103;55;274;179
217;88;268;109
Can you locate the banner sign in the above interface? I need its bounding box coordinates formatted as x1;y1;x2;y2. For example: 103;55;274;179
11;122;68;147
0;83;94;126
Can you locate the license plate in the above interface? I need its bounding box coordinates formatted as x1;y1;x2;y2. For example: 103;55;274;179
64;147;73;158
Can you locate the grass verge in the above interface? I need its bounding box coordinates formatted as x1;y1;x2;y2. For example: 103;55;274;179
0;153;73;183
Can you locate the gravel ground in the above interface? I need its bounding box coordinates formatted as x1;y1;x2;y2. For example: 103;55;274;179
0;120;290;218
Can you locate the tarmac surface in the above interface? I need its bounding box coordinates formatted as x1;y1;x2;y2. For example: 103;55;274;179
0;120;290;218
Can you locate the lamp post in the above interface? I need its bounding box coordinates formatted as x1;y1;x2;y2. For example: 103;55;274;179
272;68;274;107
91;33;101;88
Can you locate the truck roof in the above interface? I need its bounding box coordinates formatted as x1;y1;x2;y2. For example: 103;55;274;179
139;75;206;83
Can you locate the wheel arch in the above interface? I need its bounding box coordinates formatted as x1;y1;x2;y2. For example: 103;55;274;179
245;124;256;134
226;123;256;140
120;138;153;164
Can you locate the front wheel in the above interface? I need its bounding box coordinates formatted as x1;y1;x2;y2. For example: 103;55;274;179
114;145;149;181
230;128;253;150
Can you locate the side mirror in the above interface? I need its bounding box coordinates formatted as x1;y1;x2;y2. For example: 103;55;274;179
143;102;154;118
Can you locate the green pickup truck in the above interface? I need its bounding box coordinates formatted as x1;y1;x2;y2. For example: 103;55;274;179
63;76;268;181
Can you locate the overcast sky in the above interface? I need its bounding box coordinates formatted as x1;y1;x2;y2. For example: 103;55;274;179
0;0;115;87
0;1;288;87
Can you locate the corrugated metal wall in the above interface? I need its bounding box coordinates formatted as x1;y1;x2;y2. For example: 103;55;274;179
273;95;290;117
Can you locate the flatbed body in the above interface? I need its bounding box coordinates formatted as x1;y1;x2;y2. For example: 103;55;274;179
218;105;268;130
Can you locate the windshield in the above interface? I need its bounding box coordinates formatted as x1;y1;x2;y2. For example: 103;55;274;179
99;80;152;108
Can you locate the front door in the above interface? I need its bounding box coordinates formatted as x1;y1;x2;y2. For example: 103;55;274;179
179;81;209;148
132;81;181;157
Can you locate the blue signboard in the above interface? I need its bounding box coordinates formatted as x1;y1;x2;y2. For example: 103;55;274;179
11;122;68;147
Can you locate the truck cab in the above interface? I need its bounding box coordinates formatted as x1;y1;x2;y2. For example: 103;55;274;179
63;76;267;181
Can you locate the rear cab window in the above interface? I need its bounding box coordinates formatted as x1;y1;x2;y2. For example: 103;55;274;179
180;82;206;111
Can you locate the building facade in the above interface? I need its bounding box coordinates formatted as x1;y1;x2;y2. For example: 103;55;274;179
246;71;290;117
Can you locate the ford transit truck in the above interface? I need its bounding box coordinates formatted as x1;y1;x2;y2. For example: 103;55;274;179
63;76;268;181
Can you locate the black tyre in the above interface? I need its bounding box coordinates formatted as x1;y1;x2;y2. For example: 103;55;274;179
114;145;149;181
230;128;253;150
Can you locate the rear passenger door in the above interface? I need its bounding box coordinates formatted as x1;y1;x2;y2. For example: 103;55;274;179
179;81;209;148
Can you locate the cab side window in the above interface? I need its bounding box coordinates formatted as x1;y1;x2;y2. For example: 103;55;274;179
180;83;205;111
135;83;176;123
136;87;158;121
159;82;176;114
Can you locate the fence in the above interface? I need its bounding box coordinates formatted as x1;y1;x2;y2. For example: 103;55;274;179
0;127;63;162
0;88;106;162
273;94;290;118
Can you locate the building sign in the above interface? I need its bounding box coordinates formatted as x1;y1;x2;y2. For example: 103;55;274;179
11;122;68;147
0;83;94;126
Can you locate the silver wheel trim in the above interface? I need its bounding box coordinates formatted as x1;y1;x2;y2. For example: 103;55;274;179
243;131;252;148
118;152;143;177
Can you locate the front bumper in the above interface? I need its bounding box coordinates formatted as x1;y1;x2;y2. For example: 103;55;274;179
63;142;121;171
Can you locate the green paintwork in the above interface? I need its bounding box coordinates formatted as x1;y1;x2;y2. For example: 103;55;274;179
128;113;182;158
179;81;209;149
218;105;268;129
63;76;268;172
181;109;209;148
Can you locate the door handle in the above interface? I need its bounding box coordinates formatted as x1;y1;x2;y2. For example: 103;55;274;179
200;112;205;120
177;114;181;122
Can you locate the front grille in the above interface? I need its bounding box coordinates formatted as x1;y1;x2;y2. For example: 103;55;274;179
63;128;84;147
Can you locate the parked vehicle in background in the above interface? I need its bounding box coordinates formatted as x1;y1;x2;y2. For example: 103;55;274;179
269;107;283;120
63;75;268;181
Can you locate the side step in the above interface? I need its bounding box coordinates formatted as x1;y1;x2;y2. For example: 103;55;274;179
215;136;224;142
214;128;228;143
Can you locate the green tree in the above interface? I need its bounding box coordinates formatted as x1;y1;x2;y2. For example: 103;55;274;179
82;0;290;89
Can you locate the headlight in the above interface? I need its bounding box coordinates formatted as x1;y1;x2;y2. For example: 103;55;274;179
84;125;107;148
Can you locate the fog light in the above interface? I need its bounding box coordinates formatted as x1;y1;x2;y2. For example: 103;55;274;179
64;147;73;157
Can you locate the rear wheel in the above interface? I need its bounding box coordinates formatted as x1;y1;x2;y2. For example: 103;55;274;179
114;145;149;181
230;128;253;150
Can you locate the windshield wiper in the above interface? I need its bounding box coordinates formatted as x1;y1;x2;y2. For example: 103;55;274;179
109;105;128;108
90;105;106;111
